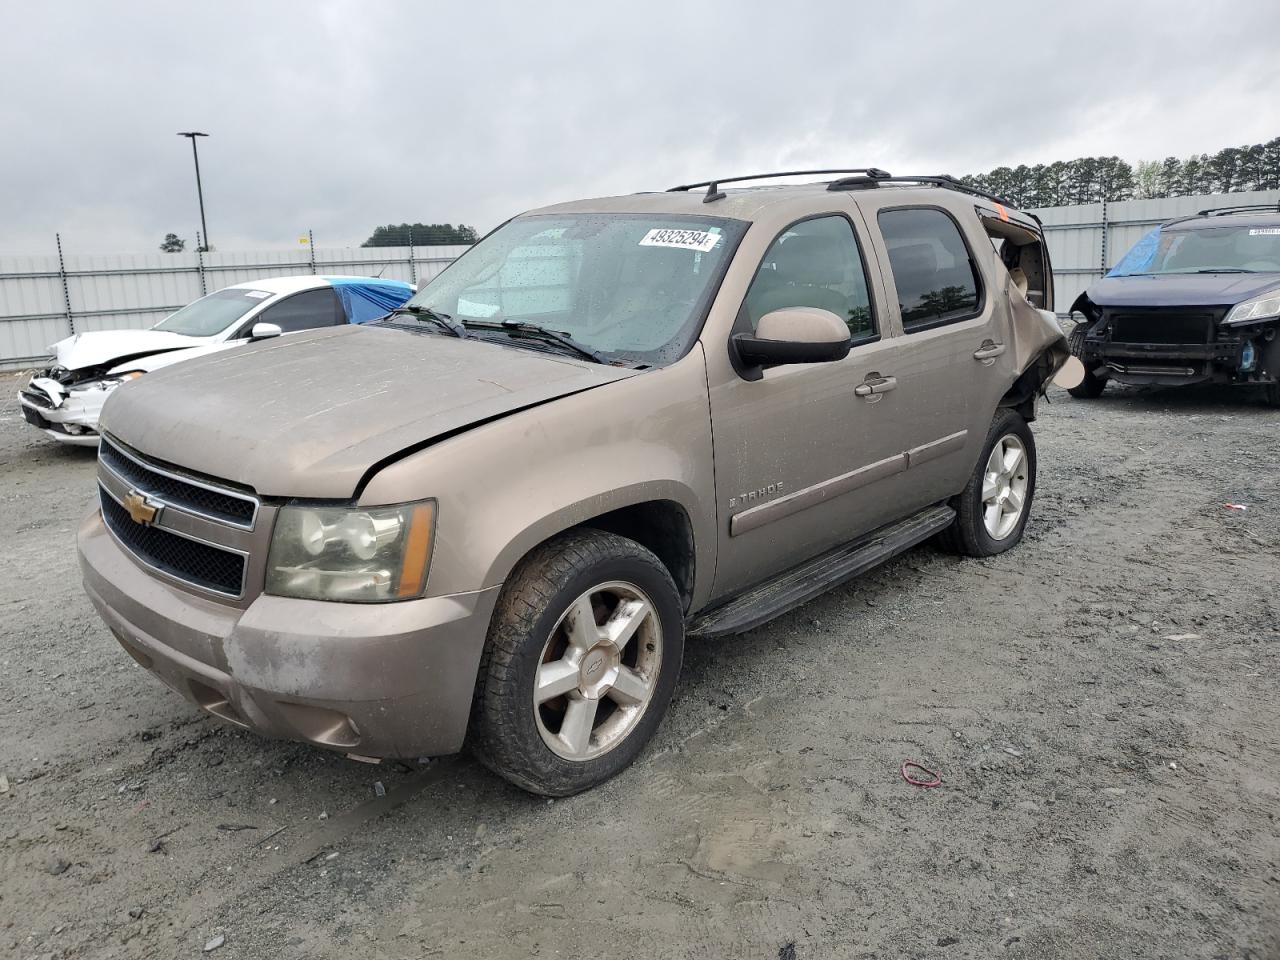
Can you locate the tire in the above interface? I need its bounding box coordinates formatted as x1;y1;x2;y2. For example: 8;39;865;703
468;529;684;796
1068;368;1107;399
1263;383;1280;408
938;409;1037;558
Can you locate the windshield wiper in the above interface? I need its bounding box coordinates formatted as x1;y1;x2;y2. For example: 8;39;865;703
390;304;468;338
467;319;608;364
1191;268;1254;274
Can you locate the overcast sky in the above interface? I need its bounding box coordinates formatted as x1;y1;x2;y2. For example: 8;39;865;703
2;0;1278;255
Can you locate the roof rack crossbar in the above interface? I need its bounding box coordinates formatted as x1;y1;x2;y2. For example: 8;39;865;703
667;168;892;194
1195;203;1280;217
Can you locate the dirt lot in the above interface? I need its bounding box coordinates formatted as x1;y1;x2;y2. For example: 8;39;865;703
1;370;1278;960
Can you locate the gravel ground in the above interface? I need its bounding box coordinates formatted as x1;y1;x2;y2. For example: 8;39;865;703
2;371;1278;960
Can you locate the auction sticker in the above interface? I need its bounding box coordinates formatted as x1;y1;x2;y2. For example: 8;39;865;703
1249;228;1280;236
639;228;721;252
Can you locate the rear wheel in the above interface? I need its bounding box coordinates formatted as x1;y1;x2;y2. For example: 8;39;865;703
938;409;1037;558
468;530;684;796
1263;383;1280;408
1068;368;1108;399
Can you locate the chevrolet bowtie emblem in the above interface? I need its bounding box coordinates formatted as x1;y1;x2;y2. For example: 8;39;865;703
123;490;160;526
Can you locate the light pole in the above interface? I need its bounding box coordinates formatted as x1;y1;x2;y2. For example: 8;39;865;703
177;132;210;251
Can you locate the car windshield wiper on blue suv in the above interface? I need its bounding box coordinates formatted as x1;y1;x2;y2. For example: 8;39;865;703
1190;268;1255;274
390;304;469;338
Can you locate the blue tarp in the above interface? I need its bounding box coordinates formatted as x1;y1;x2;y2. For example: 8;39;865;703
328;277;415;323
1107;227;1162;277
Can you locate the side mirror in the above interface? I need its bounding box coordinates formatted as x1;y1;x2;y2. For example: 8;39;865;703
732;307;852;377
249;322;283;341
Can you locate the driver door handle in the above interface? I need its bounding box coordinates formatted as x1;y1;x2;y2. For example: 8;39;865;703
973;340;1007;361
854;375;898;398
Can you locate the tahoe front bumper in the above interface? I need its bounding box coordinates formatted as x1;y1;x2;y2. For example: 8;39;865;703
78;507;499;759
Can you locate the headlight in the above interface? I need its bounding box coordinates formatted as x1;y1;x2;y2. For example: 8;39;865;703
90;371;144;390
1224;289;1280;326
265;500;435;602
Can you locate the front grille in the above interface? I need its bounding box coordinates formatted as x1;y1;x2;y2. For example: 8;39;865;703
1107;308;1221;345
100;437;257;528
100;487;246;597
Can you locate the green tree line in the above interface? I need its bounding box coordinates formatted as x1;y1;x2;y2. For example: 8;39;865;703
361;223;479;246
960;136;1280;208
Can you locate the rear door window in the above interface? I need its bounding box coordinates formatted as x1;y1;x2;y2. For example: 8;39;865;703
253;287;345;333
743;215;876;340
878;208;982;331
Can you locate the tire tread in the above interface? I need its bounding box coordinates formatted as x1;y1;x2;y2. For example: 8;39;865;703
468;529;681;796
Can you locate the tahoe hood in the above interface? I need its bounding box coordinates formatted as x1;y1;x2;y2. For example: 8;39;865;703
101;324;637;498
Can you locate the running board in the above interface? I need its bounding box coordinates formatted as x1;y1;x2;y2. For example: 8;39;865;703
688;504;955;638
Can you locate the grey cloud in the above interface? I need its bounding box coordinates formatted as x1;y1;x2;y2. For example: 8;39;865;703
2;0;1278;254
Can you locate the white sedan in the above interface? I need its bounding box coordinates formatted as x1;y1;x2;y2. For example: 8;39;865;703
18;275;414;445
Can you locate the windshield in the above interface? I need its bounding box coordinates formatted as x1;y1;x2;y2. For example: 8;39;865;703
153;288;273;337
402;213;746;365
1108;222;1280;277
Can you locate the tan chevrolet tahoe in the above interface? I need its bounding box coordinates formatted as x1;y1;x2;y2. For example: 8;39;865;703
78;170;1070;796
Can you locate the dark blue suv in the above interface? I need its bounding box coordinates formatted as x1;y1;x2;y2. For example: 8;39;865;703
1067;205;1280;406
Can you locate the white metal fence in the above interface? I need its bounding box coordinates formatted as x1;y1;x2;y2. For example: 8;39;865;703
4;188;1279;370
0;242;470;371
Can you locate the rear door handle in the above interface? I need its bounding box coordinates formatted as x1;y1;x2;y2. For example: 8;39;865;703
854;375;898;398
973;340;1007;362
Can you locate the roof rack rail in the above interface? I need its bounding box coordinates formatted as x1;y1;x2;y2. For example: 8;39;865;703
668;168;892;204
1195;203;1280;217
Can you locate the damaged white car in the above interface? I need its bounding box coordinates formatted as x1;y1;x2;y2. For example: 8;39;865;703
18;275;414;445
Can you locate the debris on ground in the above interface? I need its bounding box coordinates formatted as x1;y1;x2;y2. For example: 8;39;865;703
216;823;257;832
374;781;386;797
0;774;9;793
203;933;225;952
45;856;71;876
1224;503;1248;511
901;761;943;787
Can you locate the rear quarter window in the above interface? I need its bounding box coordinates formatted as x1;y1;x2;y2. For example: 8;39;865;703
878;208;982;331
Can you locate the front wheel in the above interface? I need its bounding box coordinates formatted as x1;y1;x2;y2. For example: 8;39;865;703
938;409;1037;557
468;530;684;796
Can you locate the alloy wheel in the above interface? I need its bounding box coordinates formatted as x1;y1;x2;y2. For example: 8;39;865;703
533;581;662;761
981;434;1029;540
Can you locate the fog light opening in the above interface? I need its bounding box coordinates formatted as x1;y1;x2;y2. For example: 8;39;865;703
189;679;249;728
275;702;361;749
